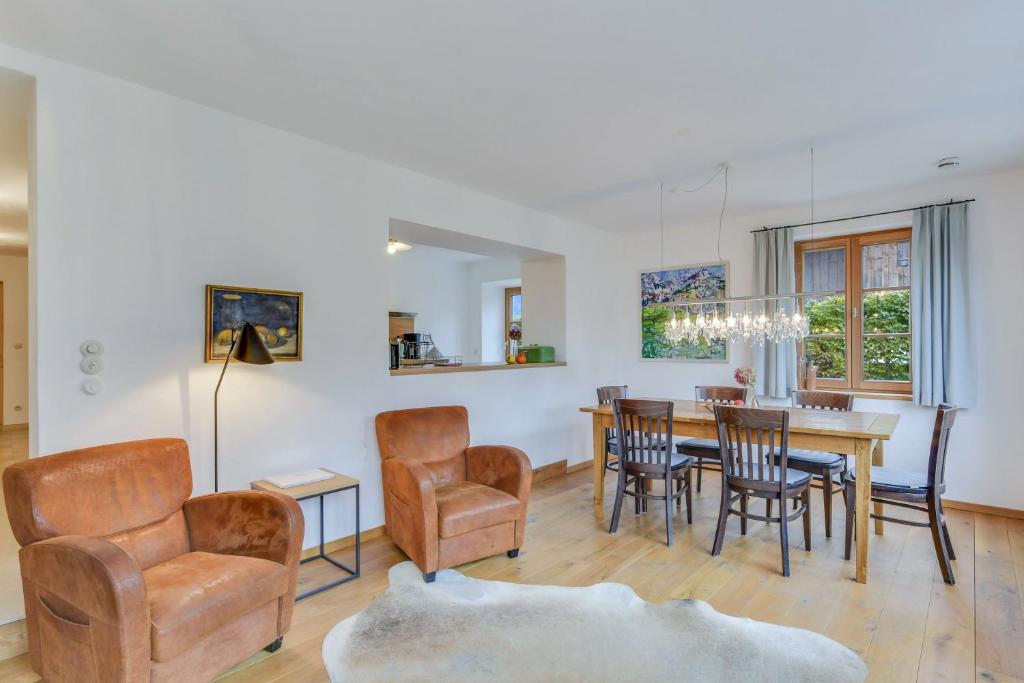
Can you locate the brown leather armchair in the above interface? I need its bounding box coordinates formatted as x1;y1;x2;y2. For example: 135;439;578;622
2;438;303;683
375;406;532;582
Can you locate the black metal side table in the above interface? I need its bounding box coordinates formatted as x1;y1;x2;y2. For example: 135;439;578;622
251;470;360;601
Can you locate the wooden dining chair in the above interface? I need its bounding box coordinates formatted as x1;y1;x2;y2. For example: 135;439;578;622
676;386;747;492
609;399;693;547
711;405;812;577
596;385;628;473
845;404;959;584
771;390;855;538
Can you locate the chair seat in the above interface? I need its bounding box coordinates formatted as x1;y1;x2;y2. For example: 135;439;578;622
783;448;845;467
435;481;521;539
730;467;811;488
623;453;692;473
676;438;720;455
848;466;933;494
144;551;289;662
607;436;668;455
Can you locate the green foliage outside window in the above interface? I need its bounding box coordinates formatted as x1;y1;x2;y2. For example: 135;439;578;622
804;290;910;382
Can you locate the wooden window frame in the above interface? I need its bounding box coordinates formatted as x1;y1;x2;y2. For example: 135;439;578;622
504;286;522;340
796;227;912;395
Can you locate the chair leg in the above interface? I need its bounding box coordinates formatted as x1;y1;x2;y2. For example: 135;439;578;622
633;476;641;516
664;475;674;547
766;498;772;522
696;459;703;493
938;499;955;560
928;497;955;585
423;572;436;583
685;469;693;524
823;470;834;539
802;487;812;551
675;477;682;509
711;485;730;556
740;494;748;535
507;548;520;558
779;494;791;577
609;467;627;534
264;637;283;653
844;482;855;560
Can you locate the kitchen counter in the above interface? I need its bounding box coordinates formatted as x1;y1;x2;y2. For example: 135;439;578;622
389;361;566;376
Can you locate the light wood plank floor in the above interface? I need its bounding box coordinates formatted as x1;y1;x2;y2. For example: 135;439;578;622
1;465;1022;683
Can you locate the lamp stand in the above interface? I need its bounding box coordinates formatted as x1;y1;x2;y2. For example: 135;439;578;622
213;324;242;493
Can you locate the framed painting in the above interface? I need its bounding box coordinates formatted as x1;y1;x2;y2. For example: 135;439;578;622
205;285;303;362
640;261;728;362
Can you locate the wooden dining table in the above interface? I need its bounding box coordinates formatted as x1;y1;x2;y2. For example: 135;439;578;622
580;399;900;584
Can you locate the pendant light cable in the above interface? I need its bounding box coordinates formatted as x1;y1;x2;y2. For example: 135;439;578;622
717;164;729;263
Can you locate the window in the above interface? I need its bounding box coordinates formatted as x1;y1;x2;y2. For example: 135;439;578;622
505;286;522;340
796;228;911;394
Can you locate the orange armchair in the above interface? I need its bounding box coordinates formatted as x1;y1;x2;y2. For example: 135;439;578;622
375;406;532;581
3;438;303;683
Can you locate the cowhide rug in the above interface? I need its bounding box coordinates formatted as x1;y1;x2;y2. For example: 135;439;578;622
323;561;866;683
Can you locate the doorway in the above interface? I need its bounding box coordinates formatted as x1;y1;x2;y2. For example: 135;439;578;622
0;66;33;629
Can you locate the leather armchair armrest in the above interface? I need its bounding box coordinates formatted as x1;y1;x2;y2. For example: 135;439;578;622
183;490;304;568
20;535;150;680
465;445;532;502
381;458;439;572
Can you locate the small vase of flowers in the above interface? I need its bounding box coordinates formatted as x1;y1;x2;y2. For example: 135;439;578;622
734;366;758;407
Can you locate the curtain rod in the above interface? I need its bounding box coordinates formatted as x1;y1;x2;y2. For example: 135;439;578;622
749;198;975;234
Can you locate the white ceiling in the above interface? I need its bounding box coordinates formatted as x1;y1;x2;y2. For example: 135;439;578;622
0;67;30;253
1;1;1023;233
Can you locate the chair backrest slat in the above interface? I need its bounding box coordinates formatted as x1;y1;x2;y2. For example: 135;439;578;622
792;390;854;412
714;405;790;491
612;399;673;472
696;385;746;404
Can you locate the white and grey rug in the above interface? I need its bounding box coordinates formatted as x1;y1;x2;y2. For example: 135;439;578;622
323;561;866;683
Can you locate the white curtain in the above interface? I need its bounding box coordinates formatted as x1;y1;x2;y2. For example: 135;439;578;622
911;204;974;407
753;227;798;398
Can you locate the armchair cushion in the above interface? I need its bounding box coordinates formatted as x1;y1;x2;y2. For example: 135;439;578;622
435;482;521;539
144;551;289;662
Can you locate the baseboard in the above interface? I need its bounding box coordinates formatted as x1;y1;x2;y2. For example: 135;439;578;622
532;459;568;483
300;524;387;561
566;460;592;474
0;618;26;661
1;423;27;432
943;499;1024;520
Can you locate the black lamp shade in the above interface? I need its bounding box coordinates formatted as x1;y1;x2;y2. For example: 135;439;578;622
231;322;275;365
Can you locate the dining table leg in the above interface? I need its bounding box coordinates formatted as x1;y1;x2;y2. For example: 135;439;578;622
854;437;872;583
592;413;605;521
872;440;884;536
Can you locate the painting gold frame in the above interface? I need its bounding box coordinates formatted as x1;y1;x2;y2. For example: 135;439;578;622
205;284;304;362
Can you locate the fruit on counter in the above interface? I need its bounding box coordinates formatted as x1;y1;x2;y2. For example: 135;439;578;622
506;355;516;364
516;352;527;364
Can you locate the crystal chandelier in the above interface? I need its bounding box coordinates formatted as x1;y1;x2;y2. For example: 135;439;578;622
658;153;820;348
664;295;809;346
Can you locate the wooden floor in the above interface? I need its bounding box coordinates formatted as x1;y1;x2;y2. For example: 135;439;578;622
1;465;1023;682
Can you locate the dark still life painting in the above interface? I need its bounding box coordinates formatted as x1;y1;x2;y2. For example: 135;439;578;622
206;285;303;361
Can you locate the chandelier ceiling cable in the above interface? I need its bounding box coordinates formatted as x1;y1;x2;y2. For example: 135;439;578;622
661;154;831;347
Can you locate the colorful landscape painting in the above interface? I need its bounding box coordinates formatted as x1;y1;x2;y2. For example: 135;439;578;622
206;285;303;361
641;262;728;361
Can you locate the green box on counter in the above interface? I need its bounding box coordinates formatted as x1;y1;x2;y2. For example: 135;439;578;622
519;345;556;363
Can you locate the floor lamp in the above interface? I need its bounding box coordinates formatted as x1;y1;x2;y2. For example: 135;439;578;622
214;321;274;491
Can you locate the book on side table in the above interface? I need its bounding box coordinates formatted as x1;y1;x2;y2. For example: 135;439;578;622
264;468;335;489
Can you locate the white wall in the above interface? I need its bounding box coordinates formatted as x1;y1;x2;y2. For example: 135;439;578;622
521;258;568;361
463;258;520;363
386;245;471;358
0;44;626;556
0;254;27;426
619;166;1024;510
